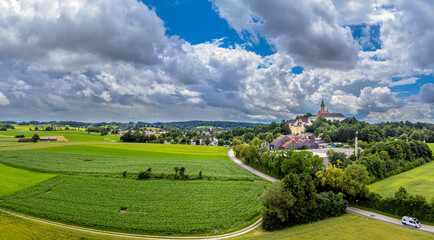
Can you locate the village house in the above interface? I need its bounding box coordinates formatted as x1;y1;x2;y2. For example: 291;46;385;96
269;133;318;150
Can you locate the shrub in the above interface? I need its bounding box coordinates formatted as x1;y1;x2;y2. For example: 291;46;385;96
138;168;152;180
199;170;203;179
15;134;25;138
179;167;186;179
32;134;40;142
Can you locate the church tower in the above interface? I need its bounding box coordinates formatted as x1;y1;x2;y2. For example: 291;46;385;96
317;99;329;116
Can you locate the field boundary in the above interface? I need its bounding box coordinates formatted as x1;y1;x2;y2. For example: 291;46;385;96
0;207;262;239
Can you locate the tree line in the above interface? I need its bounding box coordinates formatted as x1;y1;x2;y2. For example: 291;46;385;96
233;137;433;230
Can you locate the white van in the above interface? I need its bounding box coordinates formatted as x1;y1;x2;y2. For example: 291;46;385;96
402;216;421;228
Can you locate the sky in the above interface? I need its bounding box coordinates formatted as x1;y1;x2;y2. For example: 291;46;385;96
0;0;433;123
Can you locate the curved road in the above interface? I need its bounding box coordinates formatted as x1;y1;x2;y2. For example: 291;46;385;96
228;149;434;234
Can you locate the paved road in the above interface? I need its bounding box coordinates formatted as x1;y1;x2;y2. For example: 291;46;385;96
228;149;277;183
347;206;434;234
228;149;434;234
0;207;262;240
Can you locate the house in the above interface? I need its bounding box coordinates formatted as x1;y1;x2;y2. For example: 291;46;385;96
145;131;154;135
40;137;57;141
19;138;33;142
269;134;318;150
287;117;315;135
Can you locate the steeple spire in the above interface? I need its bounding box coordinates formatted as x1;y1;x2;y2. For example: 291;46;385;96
321;99;325;111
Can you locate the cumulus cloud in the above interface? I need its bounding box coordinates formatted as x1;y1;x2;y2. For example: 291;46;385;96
0;92;10;105
0;0;432;123
0;0;167;69
212;0;360;69
419;83;434;103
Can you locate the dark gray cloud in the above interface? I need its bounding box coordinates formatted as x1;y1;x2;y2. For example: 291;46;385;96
419;83;434;103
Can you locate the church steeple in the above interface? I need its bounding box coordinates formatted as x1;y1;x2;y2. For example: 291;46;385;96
321;99;325;111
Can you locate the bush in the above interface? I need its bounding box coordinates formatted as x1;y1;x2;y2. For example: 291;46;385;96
32;134;40;142
310;191;347;220
357;187;433;222
138;168;152;180
15;134;25;138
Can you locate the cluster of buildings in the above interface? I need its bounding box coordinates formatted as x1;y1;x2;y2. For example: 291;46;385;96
269;133;318;150
270;100;346;150
288;100;345;135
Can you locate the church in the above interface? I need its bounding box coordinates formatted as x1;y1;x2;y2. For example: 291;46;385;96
315;99;345;121
287;99;345;135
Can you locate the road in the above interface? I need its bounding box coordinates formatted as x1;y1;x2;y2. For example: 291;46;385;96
228;149;434;234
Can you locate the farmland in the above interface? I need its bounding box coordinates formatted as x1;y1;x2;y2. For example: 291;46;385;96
0;175;265;234
0;163;56;197
0;150;258;180
0;131;266;235
368;161;434;199
234;214;432;240
37;143;231;160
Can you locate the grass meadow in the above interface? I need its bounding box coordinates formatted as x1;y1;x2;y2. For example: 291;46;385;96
0;175;265;234
0;163;56;197
368;161;434;199
234;214;432;240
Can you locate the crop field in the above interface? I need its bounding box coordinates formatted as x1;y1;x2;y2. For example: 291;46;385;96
0;175;265;234
234;214;432;240
0;128;120;142
37;143;231;160
0;163;56;197
0;150;258;180
368;161;434;199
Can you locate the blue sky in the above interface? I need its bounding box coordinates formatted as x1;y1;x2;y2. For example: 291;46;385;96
0;0;433;123
142;0;274;56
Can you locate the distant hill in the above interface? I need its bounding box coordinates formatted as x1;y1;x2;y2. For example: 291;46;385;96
143;120;263;130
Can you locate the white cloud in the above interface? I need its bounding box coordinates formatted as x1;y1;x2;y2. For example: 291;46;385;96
389;77;419;86
0;0;432;123
211;0;360;69
0;92;10;105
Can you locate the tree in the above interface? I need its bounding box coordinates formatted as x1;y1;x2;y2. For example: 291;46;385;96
232;139;242;146
315;164;344;192
326;149;347;167
204;138;211;145
32;134;40;142
340;163;369;198
265;133;274;143
243;132;255;142
323;135;331;143
261;173;317;230
218;139;224;146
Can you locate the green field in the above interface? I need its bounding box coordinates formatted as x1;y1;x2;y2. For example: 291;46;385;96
0;150;257;180
369;161;434;199
0;128;120;142
37;143;230;160
0;212;118;240
429;143;434;154
234;214;432;240
0;163;56;197
0;175;265;234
